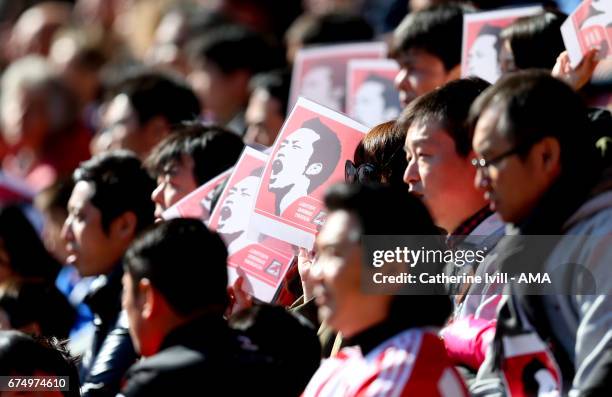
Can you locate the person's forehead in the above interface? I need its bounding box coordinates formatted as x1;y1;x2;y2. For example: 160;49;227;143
397;48;444;68
69;180;95;208
104;93;135;123
317;210;359;246
473;105;507;153
406;119;449;147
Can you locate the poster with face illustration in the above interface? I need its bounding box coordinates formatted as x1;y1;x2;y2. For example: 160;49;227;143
250;97;368;249
461;6;542;82
289;42;387;113
346;59;401;128
208;147;295;303
562;0;612;67
161;168;233;222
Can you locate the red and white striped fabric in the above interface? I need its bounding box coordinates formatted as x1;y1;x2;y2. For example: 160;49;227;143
303;328;468;397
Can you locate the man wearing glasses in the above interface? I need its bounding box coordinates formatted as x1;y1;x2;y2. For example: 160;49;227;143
470;70;611;395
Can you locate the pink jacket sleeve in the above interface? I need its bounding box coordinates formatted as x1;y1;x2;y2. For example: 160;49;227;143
441;315;496;370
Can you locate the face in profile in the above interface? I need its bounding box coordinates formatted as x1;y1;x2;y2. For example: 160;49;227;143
301;66;342;111
217;175;260;235
269;127;320;191
353;80;399;127
467;34;501;83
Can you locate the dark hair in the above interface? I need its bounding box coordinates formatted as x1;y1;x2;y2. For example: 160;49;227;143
0;206;61;282
0;280;76;340
469;70;591;170
249;69;291;118
301;118;342;194
188;25;282;75
391;3;470;71
500;11;567;71
0;331;80;397
107;69;201;126
124;219;229;316
286;12;374;47
73;150;155;234
399;77;490;157
229;304;320;396
323;183;451;326
352;121;407;186
145;122;244;185
362;74;401;110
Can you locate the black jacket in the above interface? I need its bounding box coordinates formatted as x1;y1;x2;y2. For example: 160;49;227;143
120;314;286;397
80;265;136;397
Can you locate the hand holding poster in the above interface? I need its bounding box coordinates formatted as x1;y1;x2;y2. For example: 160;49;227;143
289;42;387;113
461;6;542;83
208;147;295;303
346;59;401;128
161;168;233;222
561;0;612;67
250;97;368;249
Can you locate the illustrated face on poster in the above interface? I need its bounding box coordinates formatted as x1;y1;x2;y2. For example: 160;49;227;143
466;25;502;83
300;65;344;112
268;118;341;216
251;97;368;249
461;6;542;83
289;42;387;113
353;76;400;127
582;0;612;29
217;172;262;253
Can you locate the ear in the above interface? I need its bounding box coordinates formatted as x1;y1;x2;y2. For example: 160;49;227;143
305;162;323;176
138;278;155;320
535;137;561;175
110;211;138;241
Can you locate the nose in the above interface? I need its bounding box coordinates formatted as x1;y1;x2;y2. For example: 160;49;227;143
394;68;409;91
403;158;420;187
474;167;490;190
151;182;165;206
60;216;73;243
309;256;324;283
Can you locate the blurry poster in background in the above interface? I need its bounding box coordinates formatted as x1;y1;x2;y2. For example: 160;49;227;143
250;97;368;249
562;0;612;66
289;42;387;113
346;59;401;128
461;6;542;83
208;147;295;303
162;168;233;222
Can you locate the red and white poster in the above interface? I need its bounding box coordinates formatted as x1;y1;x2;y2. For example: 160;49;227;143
562;0;612;67
289;42;387;113
161;168;233;222
208;147;296;303
461;6;542;82
501;333;562;397
346;59;401;128
250;97;368;249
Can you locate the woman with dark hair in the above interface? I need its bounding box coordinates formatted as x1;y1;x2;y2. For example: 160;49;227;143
345;120;407;187
0;205;61;283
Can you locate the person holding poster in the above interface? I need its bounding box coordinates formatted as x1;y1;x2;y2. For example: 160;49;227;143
145;123;244;220
303;183;467;397
268;117;341;216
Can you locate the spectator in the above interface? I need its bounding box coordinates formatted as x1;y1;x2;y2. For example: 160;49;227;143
96;69;201;159
188;25;282;136
0;330;80;397
61;150;155;397
390;3;470;107
303;183;466;395
145;122;244;220
244;69;290;146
